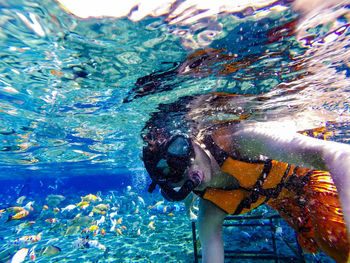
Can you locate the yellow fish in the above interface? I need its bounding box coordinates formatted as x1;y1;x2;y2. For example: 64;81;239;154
148;221;155;230
88;225;99;232
116;228;122;235
76;201;89;208
81;194;99;203
7;209;29;222
117;217;122;224
94;204;108;210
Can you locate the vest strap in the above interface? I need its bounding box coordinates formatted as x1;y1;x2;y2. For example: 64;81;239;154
233;160;272;215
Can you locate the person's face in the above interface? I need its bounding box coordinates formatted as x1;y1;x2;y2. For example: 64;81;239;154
179;141;212;189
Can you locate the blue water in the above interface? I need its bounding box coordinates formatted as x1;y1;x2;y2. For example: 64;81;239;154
0;0;350;262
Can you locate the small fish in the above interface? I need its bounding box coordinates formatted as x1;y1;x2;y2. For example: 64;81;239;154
41;245;61;257
16;196;26;205
76;201;89;209
61;204;76;212
64;225;81;236
91;207;106;214
148;201;164;209
137;229;141;236
10;248;28;263
70;215;95;227
149;215;157;220
50;69;63;77
86;240;106;250
101;228;106;235
45;218;58;223
94;204;109;210
45;195;65;207
81;194;100;203
45;238;59;245
88;225;99;232
43;205;49;210
29;245;36;261
96;215;105;225
116;217;122;224
109;211;118;218
110;218;117;232
53;207;60;213
12;233;42;245
148;221;155;230
137;196;145;206
134;208;139;214
163;206;168;213
15;221;36;234
116;228;122;235
121;226;127;230
7;209;29;222
167;213;174;216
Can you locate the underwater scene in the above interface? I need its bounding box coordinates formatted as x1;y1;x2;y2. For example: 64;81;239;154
1;0;350;262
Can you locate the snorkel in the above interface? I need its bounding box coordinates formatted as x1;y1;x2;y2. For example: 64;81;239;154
159;170;203;201
143;131;205;201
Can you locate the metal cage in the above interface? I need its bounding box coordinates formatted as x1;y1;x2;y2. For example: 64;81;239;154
192;214;305;263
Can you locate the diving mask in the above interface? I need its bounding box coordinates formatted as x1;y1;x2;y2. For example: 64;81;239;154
143;134;202;201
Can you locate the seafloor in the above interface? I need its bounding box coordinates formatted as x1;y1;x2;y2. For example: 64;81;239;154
0;187;335;263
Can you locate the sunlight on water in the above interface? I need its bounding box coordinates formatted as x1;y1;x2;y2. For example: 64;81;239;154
0;0;349;177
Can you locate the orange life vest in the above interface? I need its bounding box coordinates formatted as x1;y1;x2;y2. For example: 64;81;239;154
196;134;349;263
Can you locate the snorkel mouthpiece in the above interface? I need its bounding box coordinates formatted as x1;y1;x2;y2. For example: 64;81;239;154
189;170;203;186
160;170;203;202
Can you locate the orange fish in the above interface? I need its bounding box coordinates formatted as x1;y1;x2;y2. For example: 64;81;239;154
50;70;63;77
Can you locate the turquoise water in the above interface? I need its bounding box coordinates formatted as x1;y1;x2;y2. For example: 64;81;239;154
0;0;350;262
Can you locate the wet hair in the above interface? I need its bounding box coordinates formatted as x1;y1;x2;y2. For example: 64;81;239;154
141;96;196;149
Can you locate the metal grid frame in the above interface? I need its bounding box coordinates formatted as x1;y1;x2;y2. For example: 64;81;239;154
192;214;306;263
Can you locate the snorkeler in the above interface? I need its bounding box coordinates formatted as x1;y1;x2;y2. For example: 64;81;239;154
142;93;350;263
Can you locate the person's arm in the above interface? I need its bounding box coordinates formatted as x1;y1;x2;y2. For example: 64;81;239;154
232;123;350;238
198;198;228;263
